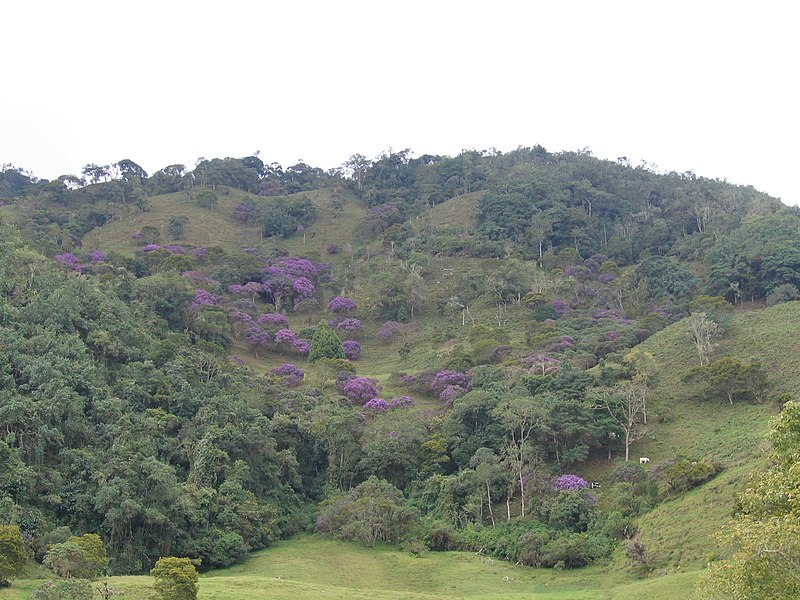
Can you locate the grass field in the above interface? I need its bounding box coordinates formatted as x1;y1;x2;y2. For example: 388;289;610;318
1;536;701;600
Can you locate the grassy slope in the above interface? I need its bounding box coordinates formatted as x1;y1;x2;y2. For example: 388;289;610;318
600;303;800;571
1;536;698;600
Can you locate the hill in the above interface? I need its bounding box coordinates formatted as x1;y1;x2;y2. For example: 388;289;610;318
0;148;798;598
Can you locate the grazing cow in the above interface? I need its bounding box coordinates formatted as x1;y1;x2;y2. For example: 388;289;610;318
639;457;650;464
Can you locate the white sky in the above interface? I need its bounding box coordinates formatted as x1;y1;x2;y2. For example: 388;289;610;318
2;1;798;204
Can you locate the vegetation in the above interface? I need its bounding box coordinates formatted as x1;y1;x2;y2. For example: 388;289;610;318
0;145;798;597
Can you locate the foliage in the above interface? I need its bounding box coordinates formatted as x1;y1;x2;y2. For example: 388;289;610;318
308;320;345;363
0;525;26;586
151;557;199;600
29;579;94;600
315;477;419;547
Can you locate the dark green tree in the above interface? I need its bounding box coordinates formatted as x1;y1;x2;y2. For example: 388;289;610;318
308;321;344;363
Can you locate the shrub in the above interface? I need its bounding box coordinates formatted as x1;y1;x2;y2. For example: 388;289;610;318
29;579;94;600
315;477;419;547
308;321;345;363
0;525;26;586
151;557;199;600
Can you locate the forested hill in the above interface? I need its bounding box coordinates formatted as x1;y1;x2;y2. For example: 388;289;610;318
0;147;796;584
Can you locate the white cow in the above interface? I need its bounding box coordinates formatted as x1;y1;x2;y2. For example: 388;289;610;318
639;457;650;464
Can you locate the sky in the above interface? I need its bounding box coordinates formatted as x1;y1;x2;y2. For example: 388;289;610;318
2;1;798;204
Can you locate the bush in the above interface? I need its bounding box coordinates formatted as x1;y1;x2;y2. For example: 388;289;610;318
315;477;419;547
29;579;94;600
151;557;199;600
660;459;718;494
0;524;27;586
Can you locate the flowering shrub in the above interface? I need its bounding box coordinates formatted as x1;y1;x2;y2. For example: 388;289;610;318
190;289;223;308
336;318;362;338
88;250;106;262
364;398;390;411
274;328;299;347
377;320;402;341
55;253;82;271
432;370;469;393
343;340;361;360
142;244;160;253
399;374;417;386
193;246;207;259
327;296;357;314
553;474;590;492
292;277;316;298
551;299;571;318
440;385;467;406
131;230;144;242
389;396;416;410
598;273;615;284
273;363;305;379
257;313;289;328
342;377;381;404
162;245;185;254
245;326;270;356
292;340;311;355
326;243;340;254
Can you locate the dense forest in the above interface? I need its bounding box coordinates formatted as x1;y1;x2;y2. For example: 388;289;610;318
1;147;798;596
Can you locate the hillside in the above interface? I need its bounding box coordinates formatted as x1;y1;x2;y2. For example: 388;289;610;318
0;149;797;598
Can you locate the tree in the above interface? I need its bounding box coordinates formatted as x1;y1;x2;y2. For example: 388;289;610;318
0;525;27;587
589;382;648;462
492;396;546;518
308;320;344;363
686;357;769;405
686;312;720;367
114;159;148;182
151;557;199;600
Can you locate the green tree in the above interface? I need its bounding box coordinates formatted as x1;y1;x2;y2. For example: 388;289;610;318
687;357;768;404
168;215;189;238
308;320;344;363
151;557;199;600
0;525;27;587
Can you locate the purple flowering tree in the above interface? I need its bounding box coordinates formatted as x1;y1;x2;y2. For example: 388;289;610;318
257;313;290;329
336;318;362;339
55;253;82;272
377;320;402;342
343;340;361;360
342;377;381;405
552;474;590;492
389;396;416;410
245;325;271;357
364;398;390;411
273;363;305;387
328;296;357;315
190;289;223;309
274;328;299;353
551;299;571;318
432;370;469;394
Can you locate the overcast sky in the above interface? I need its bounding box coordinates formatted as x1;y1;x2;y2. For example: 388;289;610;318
2;1;797;204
